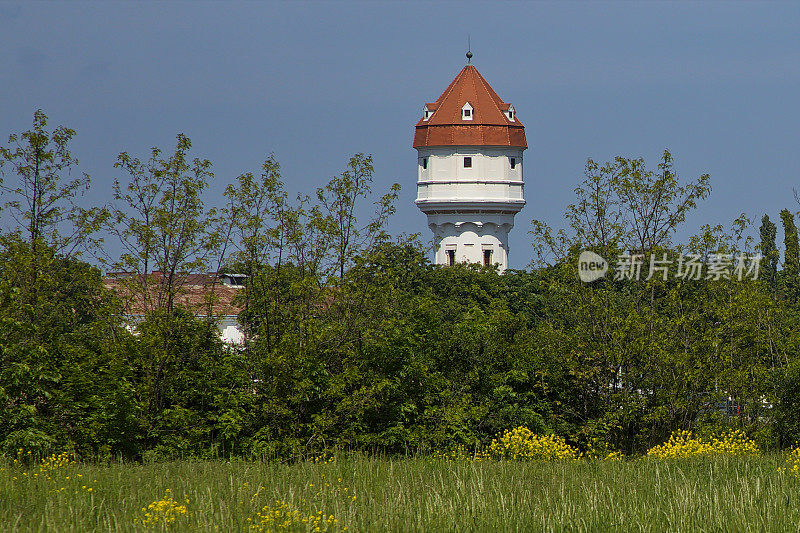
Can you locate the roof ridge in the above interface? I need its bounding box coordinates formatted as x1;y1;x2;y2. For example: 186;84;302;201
452;69;467;145
435;65;468;106
475;68;505;107
467;70;483;143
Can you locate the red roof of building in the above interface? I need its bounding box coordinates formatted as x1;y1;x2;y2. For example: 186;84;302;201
104;272;242;317
414;65;527;149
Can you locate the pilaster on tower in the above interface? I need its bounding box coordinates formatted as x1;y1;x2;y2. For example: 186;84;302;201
413;62;527;272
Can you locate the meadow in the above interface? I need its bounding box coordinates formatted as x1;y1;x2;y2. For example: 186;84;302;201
3;451;800;532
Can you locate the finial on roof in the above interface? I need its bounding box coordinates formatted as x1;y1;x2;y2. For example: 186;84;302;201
466;35;472;63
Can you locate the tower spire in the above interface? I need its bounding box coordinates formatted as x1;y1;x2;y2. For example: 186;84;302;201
466;35;472;63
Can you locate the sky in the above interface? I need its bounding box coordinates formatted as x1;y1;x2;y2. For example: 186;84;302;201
2;1;800;269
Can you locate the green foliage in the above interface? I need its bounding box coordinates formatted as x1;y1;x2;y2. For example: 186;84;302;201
759;214;778;291
0;235;136;457
109;133;220;314
531;150;710;264
130;309;236;459
1;114;798;461
316;153;401;279
0;110;105;256
781;208;799;295
775;358;800;447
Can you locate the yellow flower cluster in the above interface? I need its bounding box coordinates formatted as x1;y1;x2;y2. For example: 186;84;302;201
38;451;73;475
487;427;579;461
136;489;189;527
603;450;624;461
11;448;33;466
249;500;340;532
778;446;800;479
431;445;488;462
6;450;99;494
246;472;353;531
646;430;759;459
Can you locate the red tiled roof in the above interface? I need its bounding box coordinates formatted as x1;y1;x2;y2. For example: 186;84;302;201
104;272;242;317
414;65;526;149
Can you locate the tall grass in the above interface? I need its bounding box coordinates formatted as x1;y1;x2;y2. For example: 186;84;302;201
2;454;799;532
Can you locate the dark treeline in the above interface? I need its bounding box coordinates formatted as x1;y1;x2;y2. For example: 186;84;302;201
2;111;800;460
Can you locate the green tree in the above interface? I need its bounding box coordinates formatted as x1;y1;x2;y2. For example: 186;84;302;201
781;208;799;294
531;150;710;263
528;152;734;452
223;155;296;350
0;110;105;257
0;112;132;458
108;134;235;455
0;235;136;457
129;308;249;459
109;133;221;314
317;153;400;280
614;150;711;253
759;214;778;291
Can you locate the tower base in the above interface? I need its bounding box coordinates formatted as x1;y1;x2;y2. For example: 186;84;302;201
424;211;516;272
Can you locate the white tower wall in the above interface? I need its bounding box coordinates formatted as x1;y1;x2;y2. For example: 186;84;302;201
415;146;525;272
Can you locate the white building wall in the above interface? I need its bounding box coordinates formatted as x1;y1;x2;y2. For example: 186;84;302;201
415;146;526;273
218;316;245;345
433;222;511;270
418;147;524;182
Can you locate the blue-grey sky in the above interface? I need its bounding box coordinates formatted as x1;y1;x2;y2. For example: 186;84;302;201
2;1;800;269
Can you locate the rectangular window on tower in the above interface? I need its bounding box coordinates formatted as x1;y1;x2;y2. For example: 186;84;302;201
422;158;427;170
510;157;516;169
447;249;456;266
483;249;493;267
464;156;472;168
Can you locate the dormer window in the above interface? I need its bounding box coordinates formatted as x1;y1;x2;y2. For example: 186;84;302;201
461;102;473;121
506;105;516;122
423;106;433;121
220;273;247;288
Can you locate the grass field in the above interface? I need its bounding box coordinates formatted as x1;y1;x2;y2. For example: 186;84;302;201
2;453;800;532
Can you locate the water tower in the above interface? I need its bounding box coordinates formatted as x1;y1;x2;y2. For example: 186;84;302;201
413;55;527;272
